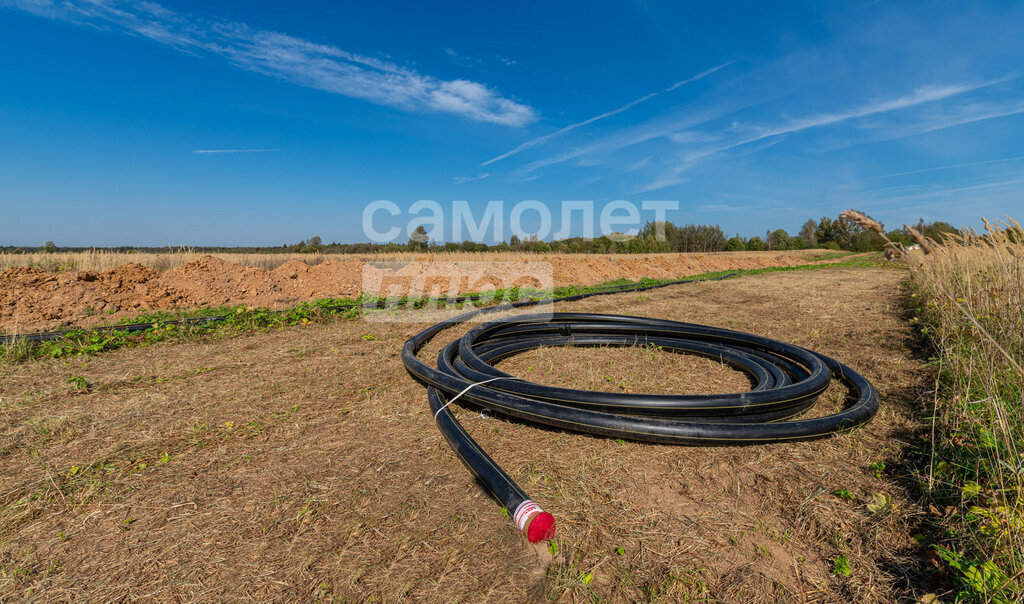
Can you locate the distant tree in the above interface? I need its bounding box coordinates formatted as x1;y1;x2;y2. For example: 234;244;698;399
409;225;429;251
43;241;56;253
769;229;791;250
886;229;913;247
639;221;671;243
677;224;728;252
746;236;766;251
916;219;959;242
849;228;889;252
309;236;322;247
725;237;747;251
509;234;521;248
799;219;818;246
815;216;858;250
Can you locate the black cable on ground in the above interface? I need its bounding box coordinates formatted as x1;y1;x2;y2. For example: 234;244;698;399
401;277;879;543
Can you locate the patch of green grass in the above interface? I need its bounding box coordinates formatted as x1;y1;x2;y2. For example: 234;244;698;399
834;488;855;501
832;554;852;577
805;250;857;262
66;376;90;391
1;298;363;363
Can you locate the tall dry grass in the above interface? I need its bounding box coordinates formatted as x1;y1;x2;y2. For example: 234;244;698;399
905;218;1023;601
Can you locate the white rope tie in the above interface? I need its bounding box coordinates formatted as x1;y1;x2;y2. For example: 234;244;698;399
434;377;520;421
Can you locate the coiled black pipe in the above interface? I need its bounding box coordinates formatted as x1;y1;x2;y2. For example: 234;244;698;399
402;281;879;542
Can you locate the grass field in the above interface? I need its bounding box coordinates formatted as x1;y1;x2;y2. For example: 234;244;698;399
1;263;943;601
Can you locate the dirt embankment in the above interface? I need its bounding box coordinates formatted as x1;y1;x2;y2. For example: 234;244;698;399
0;252;832;332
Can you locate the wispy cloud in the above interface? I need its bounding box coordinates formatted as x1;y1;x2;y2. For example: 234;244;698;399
481;61;733;166
875;155;1024;179
513;100;747;178
444;46;482;68
849;177;1024;211
697;82;1003;160
844;99;1024;148
636;80;1009;192
697;203;751;212
193;148;277;154
3;0;536;126
452;173;490;184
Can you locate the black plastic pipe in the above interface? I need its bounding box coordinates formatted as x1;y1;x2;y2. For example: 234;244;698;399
402;279;878;542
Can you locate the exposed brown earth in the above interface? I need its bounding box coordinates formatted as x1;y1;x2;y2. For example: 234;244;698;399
0;266;935;601
0;251;846;332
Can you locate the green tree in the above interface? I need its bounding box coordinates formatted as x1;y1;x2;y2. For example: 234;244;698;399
725;237;747;251
43;241;56;253
886;229;913;247
815;216;858;250
409;225;429;251
799;219;818;246
917;219;959;242
746;236;766;251
768;229;791;250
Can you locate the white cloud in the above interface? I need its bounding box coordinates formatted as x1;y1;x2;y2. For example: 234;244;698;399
712;82;1003;158
481;61;733;165
845;100;1024;148
637;79;1010;192
875;154;1024;179
452;173;490;184
193;149;277;154
3;0;536;126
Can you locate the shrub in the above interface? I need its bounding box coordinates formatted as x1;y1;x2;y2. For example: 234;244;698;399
725;237;746;251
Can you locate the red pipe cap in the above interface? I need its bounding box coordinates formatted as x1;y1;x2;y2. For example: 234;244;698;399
526;512;556;543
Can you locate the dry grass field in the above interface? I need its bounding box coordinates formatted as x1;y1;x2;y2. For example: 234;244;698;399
0;265;939;602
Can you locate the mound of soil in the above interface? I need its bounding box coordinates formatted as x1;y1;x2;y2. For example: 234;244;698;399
0;252;835;332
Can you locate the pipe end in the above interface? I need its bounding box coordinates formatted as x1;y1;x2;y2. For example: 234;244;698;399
526;512;556;543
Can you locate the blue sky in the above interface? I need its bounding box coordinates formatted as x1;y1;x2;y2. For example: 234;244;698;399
1;0;1022;246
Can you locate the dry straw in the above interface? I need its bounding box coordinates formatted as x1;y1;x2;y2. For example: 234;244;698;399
903;225;934;254
905;216;1023;593
839;209;904;258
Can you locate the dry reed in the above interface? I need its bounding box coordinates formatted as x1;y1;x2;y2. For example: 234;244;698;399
904;217;1023;599
839;209;904;258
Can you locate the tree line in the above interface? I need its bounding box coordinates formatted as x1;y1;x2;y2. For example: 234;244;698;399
2;212;961;255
